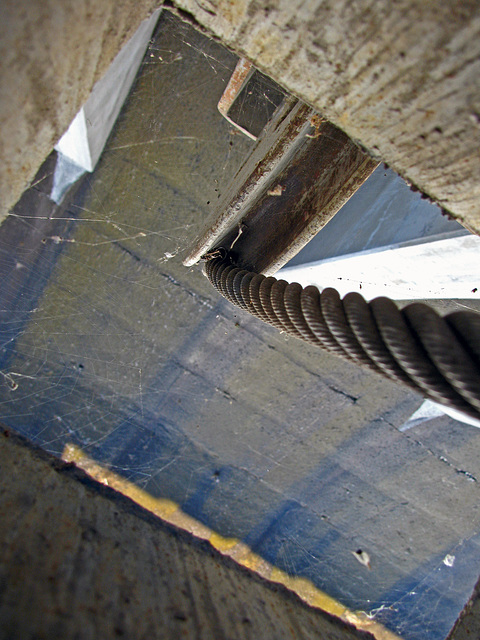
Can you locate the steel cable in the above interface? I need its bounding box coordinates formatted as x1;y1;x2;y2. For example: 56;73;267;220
204;256;480;421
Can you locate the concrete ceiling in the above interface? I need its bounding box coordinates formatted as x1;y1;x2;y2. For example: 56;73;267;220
1;12;480;640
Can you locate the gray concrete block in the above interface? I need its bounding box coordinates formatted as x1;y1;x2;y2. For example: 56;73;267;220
0;425;373;640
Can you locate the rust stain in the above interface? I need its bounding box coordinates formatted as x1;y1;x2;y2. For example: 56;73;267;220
218;58;253;117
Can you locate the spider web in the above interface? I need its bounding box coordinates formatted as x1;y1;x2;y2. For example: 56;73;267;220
1;10;480;640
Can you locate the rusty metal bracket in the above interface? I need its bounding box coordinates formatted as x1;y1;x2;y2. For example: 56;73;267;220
217;58;286;141
217;58;256;140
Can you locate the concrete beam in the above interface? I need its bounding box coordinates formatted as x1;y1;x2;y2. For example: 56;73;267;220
55;8;162;173
279;232;480;301
448;573;480;639
0;0;160;222
2;1;480;235
0;425;373;639
172;0;480;235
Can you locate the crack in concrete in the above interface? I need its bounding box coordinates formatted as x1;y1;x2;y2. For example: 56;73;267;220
385;417;479;484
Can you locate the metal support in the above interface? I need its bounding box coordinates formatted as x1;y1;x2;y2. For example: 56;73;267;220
184;86;378;275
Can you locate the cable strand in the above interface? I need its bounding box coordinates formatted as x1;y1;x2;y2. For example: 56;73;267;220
205;257;480;421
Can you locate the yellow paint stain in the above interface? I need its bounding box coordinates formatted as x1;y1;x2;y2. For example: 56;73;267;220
62;443;179;520
62;443;402;640
219;540;265;573
237;550;263;572
271;567;346;617
169;510;213;540
209;532;239;552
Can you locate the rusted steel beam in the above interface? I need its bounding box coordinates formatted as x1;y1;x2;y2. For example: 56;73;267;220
185;96;378;275
217;58;286;141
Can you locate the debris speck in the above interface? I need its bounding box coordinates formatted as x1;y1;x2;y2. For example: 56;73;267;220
443;554;455;567
267;184;285;196
352;549;371;569
469;113;480;126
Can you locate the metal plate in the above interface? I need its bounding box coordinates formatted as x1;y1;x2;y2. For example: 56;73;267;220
185;96;377;274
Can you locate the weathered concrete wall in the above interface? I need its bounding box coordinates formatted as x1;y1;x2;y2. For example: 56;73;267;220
0;425;373;640
1;1;479;228
0;0;160;221
174;0;480;234
448;573;480;639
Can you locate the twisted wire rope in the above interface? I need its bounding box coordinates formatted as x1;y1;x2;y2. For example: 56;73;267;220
205;257;480;421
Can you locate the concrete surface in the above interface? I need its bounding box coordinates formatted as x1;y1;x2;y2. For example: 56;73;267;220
286;165;467;267
2;0;480;236
2;13;480;640
0;424;375;640
56;8;162;172
280;233;480;300
0;0;160;221
447;572;480;639
174;0;480;233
